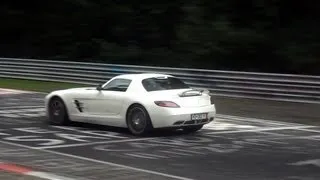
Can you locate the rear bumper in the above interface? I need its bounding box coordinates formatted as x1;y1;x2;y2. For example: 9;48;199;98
148;104;216;128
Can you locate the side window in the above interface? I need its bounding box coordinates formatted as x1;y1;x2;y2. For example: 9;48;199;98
102;78;132;92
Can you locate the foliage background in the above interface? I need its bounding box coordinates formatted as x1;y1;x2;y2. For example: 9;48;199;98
1;0;319;75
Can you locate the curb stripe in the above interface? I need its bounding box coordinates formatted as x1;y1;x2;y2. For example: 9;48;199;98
0;163;32;174
0;162;75;180
27;171;76;180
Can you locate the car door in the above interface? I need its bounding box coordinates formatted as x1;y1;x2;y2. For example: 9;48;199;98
88;78;132;117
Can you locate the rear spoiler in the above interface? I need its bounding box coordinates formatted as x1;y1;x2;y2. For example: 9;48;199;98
178;89;210;97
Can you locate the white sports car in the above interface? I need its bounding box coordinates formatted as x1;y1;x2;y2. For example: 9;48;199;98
44;73;216;135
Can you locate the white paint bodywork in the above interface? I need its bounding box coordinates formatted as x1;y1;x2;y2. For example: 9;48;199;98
44;73;216;129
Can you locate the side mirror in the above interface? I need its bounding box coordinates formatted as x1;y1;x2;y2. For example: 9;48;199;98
96;84;103;91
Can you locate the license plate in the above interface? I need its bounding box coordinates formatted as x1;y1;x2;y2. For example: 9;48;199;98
191;113;207;120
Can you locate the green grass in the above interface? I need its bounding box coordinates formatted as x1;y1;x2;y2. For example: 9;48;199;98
0;78;86;93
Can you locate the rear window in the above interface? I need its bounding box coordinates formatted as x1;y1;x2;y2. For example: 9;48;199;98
142;77;190;91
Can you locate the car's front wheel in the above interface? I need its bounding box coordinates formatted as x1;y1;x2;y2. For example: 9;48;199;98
48;97;69;125
126;104;153;136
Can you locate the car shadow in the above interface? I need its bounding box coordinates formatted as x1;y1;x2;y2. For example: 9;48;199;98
63;121;200;138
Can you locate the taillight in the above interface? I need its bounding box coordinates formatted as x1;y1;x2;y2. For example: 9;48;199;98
210;96;214;104
154;101;180;108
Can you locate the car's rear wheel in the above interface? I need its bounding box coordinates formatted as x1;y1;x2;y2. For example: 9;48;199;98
184;125;203;133
126;104;153;136
48;97;69;125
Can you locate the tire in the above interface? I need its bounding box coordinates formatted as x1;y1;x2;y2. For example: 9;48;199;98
48;97;70;125
184;125;203;133
126;104;153;136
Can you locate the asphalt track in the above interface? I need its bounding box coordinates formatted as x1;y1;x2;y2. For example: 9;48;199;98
0;90;320;180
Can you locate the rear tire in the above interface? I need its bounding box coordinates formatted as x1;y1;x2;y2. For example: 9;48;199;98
126;104;153;136
48;97;70;125
184;125;203;133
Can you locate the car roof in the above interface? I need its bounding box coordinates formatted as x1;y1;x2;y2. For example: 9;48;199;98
114;73;174;80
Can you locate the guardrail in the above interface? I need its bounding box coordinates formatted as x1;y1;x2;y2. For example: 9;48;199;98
1;57;320;104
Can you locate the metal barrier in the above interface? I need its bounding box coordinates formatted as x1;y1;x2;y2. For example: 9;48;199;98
1;57;320;104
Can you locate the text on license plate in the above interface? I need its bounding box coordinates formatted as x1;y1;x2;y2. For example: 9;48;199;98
191;113;207;120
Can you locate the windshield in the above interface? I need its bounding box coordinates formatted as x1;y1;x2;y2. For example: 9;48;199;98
142;76;190;91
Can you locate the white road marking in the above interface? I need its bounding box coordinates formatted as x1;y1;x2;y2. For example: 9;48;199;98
294;128;320;133
0;140;193;180
159;150;192;156
4;103;19;105
35;138;157;149
0;88;31;95
247;139;289;145
27;171;76;180
288;159;320;168
0;107;45;118
205;126;315;135
51;126;127;139
0;106;44;110
253;128;320;141
125;153;158;159
260;126;320;137
264;135;320;141
130;152;168;159
0;114;21;118
0;130;10;136
259;131;293;137
0;108;45;114
204;121;257;130
173;149;206;155
217;114;306;126
233;139;269;147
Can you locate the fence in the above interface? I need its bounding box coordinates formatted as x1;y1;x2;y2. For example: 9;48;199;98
1;57;320;104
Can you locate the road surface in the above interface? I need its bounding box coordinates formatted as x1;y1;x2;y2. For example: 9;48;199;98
0;90;319;180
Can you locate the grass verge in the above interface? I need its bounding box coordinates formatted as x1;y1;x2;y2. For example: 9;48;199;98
0;78;86;93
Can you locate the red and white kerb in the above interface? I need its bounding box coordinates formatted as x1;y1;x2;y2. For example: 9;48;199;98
0;162;75;180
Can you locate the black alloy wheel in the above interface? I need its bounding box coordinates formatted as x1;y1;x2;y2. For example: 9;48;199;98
48;97;69;125
127;105;153;136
